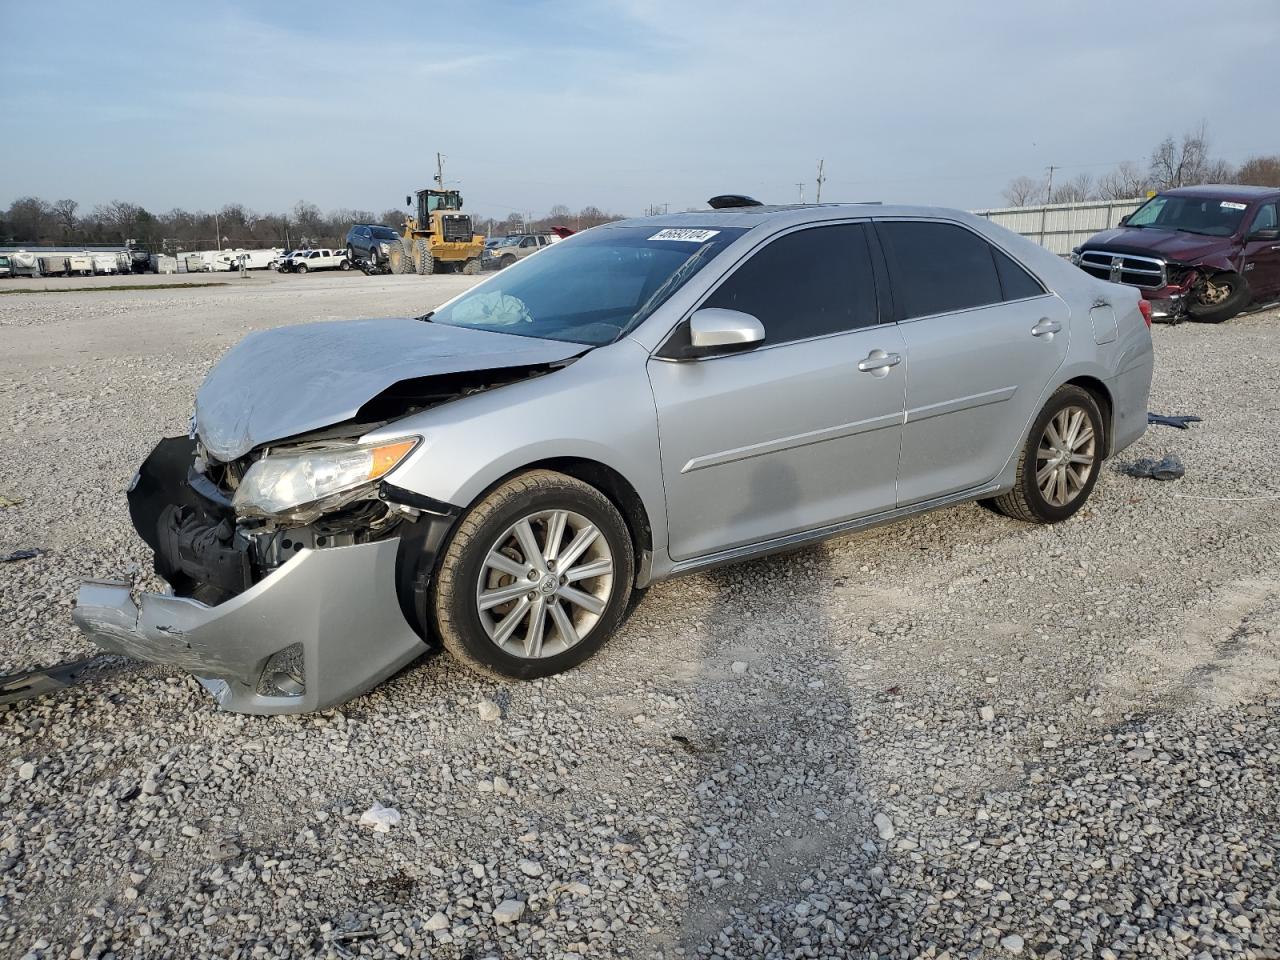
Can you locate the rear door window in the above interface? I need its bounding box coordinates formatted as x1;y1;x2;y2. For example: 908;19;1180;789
877;221;1003;319
702;223;879;344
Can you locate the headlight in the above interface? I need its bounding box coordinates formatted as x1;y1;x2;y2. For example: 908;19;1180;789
1069;249;1082;266
379;242;390;251
233;438;418;518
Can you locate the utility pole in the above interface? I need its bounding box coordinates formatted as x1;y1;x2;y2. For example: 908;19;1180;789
1045;165;1056;204
796;182;805;204
815;158;825;204
435;152;445;190
214;209;221;251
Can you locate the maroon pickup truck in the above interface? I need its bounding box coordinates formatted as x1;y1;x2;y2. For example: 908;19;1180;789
1072;185;1280;322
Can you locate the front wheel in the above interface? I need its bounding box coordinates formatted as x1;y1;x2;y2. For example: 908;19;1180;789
297;263;308;273
431;470;636;680
987;385;1103;524
1188;271;1249;323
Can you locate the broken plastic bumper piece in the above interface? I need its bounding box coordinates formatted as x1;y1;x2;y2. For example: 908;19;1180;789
71;539;424;715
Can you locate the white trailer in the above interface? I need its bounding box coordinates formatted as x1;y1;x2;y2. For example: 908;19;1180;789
211;248;281;271
150;254;178;274
92;253;119;275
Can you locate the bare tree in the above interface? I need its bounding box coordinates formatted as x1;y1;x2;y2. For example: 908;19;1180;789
50;199;79;236
1148;125;1223;189
547;204;571;221
1097;161;1150;200
91;201;147;241
1235;154;1280;187
1002;176;1043;207
1051;173;1095;204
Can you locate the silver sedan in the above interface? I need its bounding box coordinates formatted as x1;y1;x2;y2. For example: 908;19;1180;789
74;200;1153;712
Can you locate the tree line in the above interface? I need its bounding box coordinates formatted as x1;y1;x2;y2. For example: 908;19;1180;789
1002;127;1280;207
0;197;626;251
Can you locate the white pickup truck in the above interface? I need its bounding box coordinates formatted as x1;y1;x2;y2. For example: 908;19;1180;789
287;248;349;273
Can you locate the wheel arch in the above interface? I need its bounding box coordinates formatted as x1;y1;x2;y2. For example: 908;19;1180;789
474;456;655;588
1062;374;1114;458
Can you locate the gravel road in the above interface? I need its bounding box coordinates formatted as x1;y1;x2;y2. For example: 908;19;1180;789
1;274;1277;960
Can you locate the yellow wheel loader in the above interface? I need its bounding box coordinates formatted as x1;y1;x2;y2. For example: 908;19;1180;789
387;188;485;276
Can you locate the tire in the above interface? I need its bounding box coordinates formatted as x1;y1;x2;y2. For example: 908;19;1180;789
431;470;636;680
297;263;308;274
462;257;481;276
347;245;357;264
1188;271;1250;323
416;238;434;276
499;255;516;270
340;259;351;270
388;239;413;275
987;385;1103;524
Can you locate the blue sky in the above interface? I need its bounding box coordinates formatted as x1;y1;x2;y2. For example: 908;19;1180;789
2;0;1277;218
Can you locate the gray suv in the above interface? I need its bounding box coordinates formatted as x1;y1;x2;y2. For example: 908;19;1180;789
74;202;1153;714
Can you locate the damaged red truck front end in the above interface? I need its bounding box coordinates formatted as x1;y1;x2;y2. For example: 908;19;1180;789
1072;185;1280;323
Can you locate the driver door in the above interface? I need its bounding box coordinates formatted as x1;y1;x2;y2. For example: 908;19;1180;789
647;223;906;562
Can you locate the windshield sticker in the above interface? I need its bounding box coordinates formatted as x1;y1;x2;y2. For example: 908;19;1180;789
1220;201;1247;210
648;228;720;242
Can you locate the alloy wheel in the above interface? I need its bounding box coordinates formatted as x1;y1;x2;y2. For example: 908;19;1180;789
1036;405;1096;507
475;509;615;659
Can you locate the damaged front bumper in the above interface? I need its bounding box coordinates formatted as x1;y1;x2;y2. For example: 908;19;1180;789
73;539;425;714
72;436;442;714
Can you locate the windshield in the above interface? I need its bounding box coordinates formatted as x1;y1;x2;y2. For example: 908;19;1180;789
370;227;398;240
1128;194;1250;236
430;224;747;346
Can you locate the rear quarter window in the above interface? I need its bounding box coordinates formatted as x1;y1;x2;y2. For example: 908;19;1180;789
992;247;1046;300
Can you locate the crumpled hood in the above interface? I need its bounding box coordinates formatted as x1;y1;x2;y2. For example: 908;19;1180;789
195;318;584;461
1082;226;1237;262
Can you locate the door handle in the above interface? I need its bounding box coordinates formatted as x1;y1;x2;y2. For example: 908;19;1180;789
857;350;902;373
1031;318;1062;338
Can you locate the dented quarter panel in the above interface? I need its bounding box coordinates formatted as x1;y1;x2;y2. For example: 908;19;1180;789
195;318;585;461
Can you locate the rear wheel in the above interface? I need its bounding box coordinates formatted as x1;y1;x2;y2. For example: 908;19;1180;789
416;238;433;275
1188;271;1249;323
431;470;635;680
462;257;481;276
988;385;1103;524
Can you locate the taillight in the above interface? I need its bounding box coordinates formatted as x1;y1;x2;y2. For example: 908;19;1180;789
1137;299;1152;328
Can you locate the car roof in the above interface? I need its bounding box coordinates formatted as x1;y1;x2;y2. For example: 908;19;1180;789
600;202;992;232
1161;184;1280;200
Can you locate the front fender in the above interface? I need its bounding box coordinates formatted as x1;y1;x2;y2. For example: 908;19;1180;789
362;341;669;554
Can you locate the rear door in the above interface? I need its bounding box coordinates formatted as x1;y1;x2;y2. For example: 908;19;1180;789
647;222;907;561
1243;200;1280;297
874;219;1069;506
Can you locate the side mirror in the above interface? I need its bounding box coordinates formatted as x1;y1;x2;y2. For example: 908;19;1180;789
687;308;765;357
1249;227;1280;241
1118;214;1130;225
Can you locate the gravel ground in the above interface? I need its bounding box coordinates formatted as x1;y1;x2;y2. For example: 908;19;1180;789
1;274;1277;960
